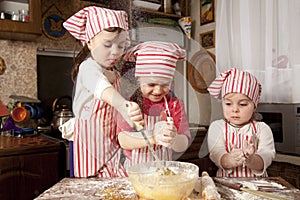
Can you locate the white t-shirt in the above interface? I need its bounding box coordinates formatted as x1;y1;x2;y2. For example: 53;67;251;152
72;57;112;119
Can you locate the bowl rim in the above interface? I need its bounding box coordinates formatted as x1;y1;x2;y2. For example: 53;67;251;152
128;161;199;176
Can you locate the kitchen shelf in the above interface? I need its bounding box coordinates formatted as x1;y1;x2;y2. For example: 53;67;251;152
0;0;42;41
111;0;189;28
132;7;182;18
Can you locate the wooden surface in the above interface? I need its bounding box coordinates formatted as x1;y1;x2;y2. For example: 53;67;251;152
211;177;300;200
0;0;41;41
268;160;300;189
0;135;65;200
35;177;138;200
35;176;300;200
0;134;61;156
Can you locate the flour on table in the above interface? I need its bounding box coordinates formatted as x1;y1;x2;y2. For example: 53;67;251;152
251;180;286;189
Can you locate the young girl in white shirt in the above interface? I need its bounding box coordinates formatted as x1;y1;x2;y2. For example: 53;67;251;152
63;6;142;178
207;68;276;177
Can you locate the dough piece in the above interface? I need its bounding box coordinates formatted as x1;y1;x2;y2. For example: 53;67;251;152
201;171;221;200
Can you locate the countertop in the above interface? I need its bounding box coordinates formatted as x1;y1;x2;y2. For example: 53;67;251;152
35;177;137;200
274;153;300;166
0;134;62;156
0;133;66;200
35;176;300;200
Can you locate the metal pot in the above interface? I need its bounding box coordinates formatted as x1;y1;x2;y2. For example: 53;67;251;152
51;96;73;130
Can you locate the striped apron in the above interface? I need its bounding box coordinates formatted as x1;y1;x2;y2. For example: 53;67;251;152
124;97;172;169
217;120;267;177
73;72;127;178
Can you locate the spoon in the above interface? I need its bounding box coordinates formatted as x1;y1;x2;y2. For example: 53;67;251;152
141;129;161;161
134;122;161;161
134;122;175;175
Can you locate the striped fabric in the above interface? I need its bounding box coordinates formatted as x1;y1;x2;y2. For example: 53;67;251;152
72;72;127;178
207;68;262;107
123;114;173;170
216;120;268;178
123;41;186;79
63;6;128;43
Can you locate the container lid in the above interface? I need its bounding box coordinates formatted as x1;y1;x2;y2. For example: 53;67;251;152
57;109;73;117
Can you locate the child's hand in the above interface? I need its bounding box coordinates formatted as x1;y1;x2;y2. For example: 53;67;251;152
226;144;245;168
242;139;256;163
153;121;177;148
127;101;144;128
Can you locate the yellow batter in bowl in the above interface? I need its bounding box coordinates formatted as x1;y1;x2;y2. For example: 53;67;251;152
128;161;199;200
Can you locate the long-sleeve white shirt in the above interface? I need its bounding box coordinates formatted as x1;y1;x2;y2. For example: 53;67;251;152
207;119;276;177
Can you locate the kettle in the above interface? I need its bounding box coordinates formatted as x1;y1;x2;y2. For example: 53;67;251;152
51;95;73;130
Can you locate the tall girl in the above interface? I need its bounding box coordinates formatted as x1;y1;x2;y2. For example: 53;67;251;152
63;6;142;178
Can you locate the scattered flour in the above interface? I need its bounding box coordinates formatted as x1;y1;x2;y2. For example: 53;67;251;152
251;180;286;189
228;188;264;200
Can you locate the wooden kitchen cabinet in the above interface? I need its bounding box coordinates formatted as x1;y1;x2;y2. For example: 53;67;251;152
0;0;42;41
0;135;66;200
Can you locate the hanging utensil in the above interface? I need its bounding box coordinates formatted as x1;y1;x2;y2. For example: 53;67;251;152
213;177;289;200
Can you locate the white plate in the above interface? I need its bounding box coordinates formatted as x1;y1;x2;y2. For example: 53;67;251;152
133;0;161;11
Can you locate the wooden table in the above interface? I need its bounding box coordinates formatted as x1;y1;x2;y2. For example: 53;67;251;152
211;177;300;200
35;177;137;200
35;176;300;200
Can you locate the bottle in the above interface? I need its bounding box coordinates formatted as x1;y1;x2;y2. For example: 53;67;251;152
19;10;29;22
164;0;172;13
0;12;5;20
173;2;181;16
11;11;19;21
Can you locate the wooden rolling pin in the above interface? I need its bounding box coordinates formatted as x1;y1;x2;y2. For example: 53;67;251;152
213;178;289;200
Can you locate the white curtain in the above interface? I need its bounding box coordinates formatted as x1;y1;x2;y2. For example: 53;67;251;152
216;0;300;103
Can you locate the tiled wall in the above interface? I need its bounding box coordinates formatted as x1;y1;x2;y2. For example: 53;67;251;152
0;0;105;105
0;40;38;105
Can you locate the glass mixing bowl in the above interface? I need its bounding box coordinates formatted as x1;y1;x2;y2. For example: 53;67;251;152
128;161;199;200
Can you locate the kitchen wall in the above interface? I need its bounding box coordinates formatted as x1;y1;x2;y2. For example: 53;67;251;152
188;0;222;125
0;0;96;105
0;0;221;125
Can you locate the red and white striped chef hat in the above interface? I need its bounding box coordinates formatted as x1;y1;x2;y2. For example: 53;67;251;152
63;6;128;44
207;68;262;107
124;41;186;79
